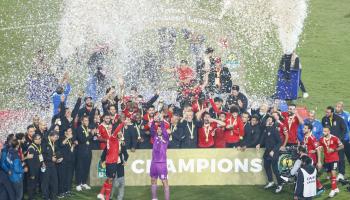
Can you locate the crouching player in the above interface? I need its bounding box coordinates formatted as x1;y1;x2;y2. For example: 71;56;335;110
97;119;127;200
316;126;344;198
150;118;170;200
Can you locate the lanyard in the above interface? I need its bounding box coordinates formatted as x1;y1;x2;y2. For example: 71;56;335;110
32;143;41;154
82;126;89;137
67;138;72;148
48;139;55;154
187;122;194;139
204;124;210;142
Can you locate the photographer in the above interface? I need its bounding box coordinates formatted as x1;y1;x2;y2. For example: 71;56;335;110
294;156;317;200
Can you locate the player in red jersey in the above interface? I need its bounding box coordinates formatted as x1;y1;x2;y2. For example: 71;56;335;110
98;114;113;150
317;126;344;198
225;106;244;148
282;104;304;146
214;112;227;148
198;110;226;148
97;119;128;200
302;123;324;192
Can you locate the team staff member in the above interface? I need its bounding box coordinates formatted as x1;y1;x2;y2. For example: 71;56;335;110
75;116;93;191
321;106;347;181
134;112;152;149
225;85;248;113
41;131;63;200
316;126;344;198
57;127;76;198
167;112;183;149
179;110;202;148
335;102;350;180
256;116;283;193
241;115;262;149
26;134;44;200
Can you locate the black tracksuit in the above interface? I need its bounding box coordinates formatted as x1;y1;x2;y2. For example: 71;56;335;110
208;67;232;94
116;144;129;178
26;143;44;200
259;125;282;185
178;120;202;148
118;125;137;150
242;123;262;148
41;139;59;200
57;136;75;194
75;125;93;185
168;124;183;149
322;114;347;175
225;93;248;112
135;121;152;149
58;97;82;135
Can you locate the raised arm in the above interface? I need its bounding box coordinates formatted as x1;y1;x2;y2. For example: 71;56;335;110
209;118;226;127
112;122;125;138
150;120;156;138
161;121;169;140
72;97;82;118
209;98;220;114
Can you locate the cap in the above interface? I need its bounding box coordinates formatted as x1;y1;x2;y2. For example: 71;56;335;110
232;85;240;91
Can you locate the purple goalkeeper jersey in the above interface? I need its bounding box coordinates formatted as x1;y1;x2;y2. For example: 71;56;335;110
151;121;169;163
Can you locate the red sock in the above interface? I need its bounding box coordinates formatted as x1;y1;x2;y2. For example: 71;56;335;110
316;179;323;189
331;176;337;190
105;182;112;200
99;180;108;195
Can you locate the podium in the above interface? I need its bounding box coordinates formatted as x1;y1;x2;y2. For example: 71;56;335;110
276;69;300;100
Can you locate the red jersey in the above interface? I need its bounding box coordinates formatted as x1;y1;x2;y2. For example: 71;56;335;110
111;114;120;125
122;108;134;119
98;124;112;150
105;123;124;164
191;100;208;113
177;66;194;81
318;135;342;163
276;121;288;145
282;112;300;144
303;134;318;164
198;123;216;148
214;127;226;148
224;116;244;144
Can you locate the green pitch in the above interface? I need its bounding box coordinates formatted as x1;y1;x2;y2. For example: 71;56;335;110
1;0;350;199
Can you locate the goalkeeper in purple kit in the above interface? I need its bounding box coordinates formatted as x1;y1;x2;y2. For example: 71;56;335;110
149;117;170;200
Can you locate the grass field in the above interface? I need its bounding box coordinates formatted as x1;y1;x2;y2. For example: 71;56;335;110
1;0;350;199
